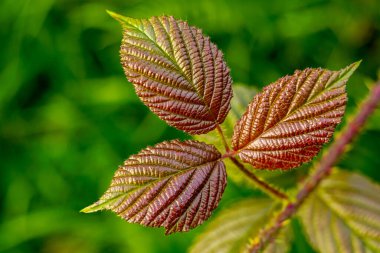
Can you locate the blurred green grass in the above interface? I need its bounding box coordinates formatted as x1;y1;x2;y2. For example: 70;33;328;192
0;0;379;252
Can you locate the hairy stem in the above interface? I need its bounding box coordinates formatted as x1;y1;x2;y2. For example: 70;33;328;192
229;157;289;201
248;83;380;253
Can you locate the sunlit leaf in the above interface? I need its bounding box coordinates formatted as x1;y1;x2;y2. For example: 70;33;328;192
299;169;380;253
232;62;360;170
190;198;292;253
82;140;227;234
108;11;233;134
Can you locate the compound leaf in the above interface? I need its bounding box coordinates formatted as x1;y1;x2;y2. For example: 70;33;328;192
109;11;233;134
82;140;227;234
190;199;292;253
232;62;360;170
299;169;380;253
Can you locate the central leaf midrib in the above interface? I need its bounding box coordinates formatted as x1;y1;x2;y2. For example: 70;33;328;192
110;159;220;207
113;159;221;222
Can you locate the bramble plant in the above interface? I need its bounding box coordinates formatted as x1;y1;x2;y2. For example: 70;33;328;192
82;11;380;253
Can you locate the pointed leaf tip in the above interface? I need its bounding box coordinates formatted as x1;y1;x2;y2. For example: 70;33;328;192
351;59;362;69
80;205;95;213
106;10;137;26
106;10;122;22
81;203;104;213
338;60;361;81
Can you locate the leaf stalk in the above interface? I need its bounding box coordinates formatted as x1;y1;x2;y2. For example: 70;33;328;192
229;157;289;201
216;123;289;201
216;125;230;152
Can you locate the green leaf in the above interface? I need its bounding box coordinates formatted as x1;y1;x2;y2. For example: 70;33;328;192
82;140;227;234
108;11;233;135
232;62;360;170
299;169;380;253
190;198;292;253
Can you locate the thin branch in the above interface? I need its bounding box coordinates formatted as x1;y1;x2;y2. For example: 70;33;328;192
215;124;289;200
229;157;289;201
216;124;230;152
248;83;380;253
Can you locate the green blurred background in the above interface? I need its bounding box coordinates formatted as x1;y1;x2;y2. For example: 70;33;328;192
1;0;380;252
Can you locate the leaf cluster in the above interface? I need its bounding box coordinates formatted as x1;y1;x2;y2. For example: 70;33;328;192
82;12;380;253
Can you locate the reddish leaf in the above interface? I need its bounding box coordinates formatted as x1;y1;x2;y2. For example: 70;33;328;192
81;140;226;234
109;11;233;134
232;62;360;170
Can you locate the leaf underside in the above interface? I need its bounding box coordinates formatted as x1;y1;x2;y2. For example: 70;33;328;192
82;140;226;234
232;62;360;170
190;198;292;253
111;11;232;134
299;169;380;253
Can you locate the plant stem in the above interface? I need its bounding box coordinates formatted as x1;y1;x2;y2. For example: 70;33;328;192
215;124;288;200
216;125;230;151
229;157;289;201
247;83;380;253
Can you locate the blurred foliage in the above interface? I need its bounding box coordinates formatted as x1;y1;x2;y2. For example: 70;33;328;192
0;0;379;252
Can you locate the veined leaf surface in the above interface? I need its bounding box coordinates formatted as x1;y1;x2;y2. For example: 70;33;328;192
190;199;292;253
109;11;233;134
299;169;380;253
82;140;227;234
232;62;360;170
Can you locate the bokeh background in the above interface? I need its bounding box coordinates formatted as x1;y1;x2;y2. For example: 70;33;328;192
1;0;380;252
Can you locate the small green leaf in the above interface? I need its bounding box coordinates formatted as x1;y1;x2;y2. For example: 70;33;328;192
299;169;380;253
82;140;227;234
190;198;292;253
232;62;360;170
109;11;233;134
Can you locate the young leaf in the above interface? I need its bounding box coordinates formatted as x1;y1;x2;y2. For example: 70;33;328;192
108;11;233;134
190;199;292;253
232;62;360;170
82;140;227;234
299;169;380;253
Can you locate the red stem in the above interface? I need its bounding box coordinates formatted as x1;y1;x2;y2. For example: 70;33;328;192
248;83;380;252
229;157;289;201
